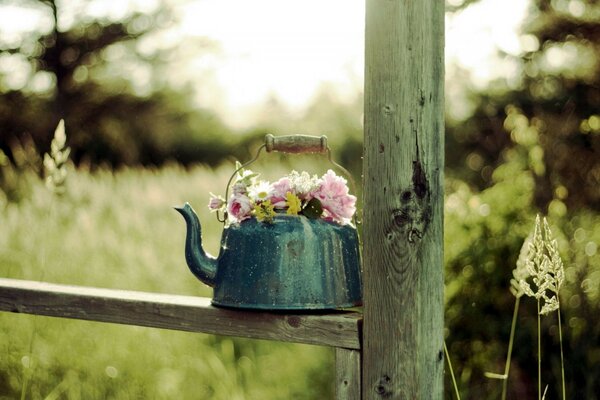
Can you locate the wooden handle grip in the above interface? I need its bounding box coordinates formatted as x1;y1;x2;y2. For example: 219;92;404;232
265;134;328;154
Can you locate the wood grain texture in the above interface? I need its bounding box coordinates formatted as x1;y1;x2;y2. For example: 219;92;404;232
335;348;361;400
0;278;361;349
362;0;445;398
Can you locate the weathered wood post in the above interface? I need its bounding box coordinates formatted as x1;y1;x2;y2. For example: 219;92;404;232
362;0;444;398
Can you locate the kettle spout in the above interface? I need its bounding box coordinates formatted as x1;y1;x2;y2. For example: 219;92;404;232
174;202;217;287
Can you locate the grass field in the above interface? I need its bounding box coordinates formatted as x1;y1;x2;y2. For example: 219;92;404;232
2;153;600;399
0;162;335;399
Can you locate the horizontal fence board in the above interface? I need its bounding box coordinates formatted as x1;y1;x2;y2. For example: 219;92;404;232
0;278;361;350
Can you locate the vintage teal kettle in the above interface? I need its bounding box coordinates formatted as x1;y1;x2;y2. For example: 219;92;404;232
175;134;362;310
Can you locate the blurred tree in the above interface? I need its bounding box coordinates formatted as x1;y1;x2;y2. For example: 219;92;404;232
446;0;600;211
0;0;239;169
443;2;600;399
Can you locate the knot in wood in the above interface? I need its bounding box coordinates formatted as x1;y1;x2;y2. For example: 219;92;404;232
287;316;301;328
374;374;393;397
382;104;395;115
408;228;423;243
386;161;432;245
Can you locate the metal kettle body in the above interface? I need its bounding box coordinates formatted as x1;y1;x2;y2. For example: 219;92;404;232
175;203;362;310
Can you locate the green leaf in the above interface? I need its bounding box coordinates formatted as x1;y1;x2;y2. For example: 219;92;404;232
302;198;323;219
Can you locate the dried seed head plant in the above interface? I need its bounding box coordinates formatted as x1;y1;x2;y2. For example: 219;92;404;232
518;215;565;315
511;232;532;299
492;216;567;400
43;120;70;196
515;215;567;400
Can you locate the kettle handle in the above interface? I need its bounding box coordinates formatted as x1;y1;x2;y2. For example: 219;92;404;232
218;134;357;224
265;134;328;154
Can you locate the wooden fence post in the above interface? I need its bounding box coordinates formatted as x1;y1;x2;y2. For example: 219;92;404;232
362;0;445;398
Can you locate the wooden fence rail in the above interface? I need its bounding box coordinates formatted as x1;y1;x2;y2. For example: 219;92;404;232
0;278;362;399
0;278;361;350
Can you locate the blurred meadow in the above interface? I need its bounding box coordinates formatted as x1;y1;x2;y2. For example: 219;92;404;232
1;162;336;399
1;0;600;399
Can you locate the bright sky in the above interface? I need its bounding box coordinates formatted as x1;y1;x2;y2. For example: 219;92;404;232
176;0;366;125
0;0;531;127
175;0;530;126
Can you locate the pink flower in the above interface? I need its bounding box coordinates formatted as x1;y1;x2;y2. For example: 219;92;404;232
227;194;253;222
311;170;356;224
268;177;292;208
208;192;226;212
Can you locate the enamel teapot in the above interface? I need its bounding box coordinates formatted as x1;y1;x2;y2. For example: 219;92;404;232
175;134;362;310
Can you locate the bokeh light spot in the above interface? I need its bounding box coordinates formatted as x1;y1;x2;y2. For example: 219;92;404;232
105;365;119;378
585;242;598;257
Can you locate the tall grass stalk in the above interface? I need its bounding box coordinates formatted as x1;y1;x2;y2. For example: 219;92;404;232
20;120;69;400
557;309;566;400
541;218;566;400
444;340;461;400
537;300;542;400
542;385;549;400
488;230;533;399
501;296;520;400
19;194;57;400
20;317;40;400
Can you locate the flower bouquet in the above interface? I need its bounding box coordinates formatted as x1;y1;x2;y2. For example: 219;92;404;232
209;163;357;225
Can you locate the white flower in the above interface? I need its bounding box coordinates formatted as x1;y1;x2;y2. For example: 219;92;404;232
288;170;320;198
248;181;272;202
